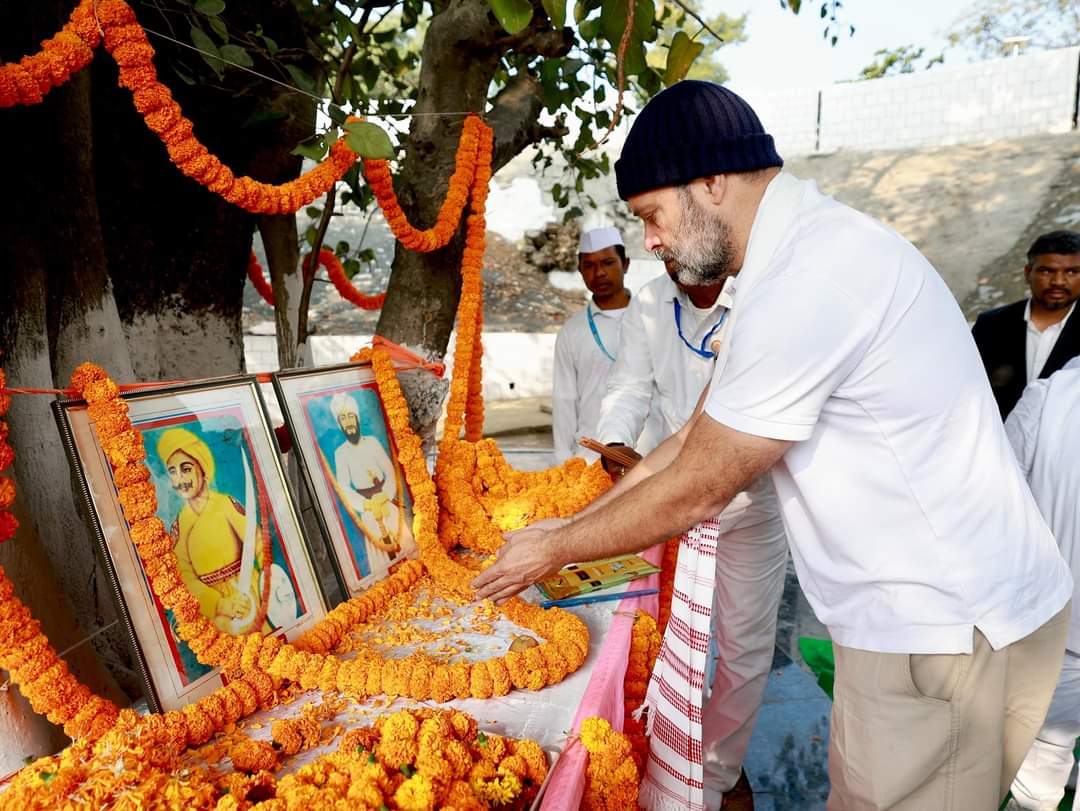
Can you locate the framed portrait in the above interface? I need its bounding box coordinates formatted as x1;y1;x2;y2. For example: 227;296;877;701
53;376;327;713
273;362;418;597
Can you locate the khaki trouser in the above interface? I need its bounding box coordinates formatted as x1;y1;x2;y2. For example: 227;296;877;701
827;604;1069;811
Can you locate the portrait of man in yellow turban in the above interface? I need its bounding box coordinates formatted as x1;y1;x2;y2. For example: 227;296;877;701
155;426;295;637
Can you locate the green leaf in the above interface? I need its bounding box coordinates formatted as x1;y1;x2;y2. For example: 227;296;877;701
172;63;197;85
578;17;602;40
260;35;279;55
368;752;377;765
219;44;253;68
305;206;322;219
208;16;229;41
344;258;361;279
327;104;347;126
195;0;225;15
487;0;534;35
601;0;653;46
541;0;566;28
285;64;316;94
344;120;395;160
477;731;488;747
336;240;350;254
663;31;704;86
358;248;375;263
400;763;416;777
292;136;328;161
788;0;801;12
190;26;223;73
39;772;55;785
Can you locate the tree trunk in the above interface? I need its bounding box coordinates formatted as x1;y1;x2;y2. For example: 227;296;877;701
374;0;571;423
0;1;138;755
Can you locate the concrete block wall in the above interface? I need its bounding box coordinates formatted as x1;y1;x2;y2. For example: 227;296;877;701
245;332;559;403
738;86;820;157
741;46;1079;156
819;46;1080;152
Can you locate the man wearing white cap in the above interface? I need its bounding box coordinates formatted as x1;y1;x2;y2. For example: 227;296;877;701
330;391;402;571
553;226;654;462
596;257;787;807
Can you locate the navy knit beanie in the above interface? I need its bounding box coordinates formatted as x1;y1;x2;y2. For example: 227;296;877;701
615;80;783;200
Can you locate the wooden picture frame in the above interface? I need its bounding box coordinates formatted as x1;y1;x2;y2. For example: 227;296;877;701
272;361;418;598
53;376;327;712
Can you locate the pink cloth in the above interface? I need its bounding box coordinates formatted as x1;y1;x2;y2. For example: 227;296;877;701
540;543;664;810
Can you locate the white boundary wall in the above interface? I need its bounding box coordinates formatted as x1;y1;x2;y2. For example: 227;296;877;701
734;46;1079;156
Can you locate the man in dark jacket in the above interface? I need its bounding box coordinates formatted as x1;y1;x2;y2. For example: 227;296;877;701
972;230;1080;418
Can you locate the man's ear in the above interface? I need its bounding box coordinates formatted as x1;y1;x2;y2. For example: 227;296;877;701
701;174;728;205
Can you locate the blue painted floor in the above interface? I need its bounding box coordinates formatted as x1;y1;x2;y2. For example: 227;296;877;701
742;559;832;810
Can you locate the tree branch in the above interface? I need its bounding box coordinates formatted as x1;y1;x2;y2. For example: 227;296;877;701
487;72;566;172
669;0;724;43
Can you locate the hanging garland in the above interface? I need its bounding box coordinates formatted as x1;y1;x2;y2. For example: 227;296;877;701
362;115;483;254
580;717;641;811
246;252;275;307
623;610;661;770
248;249;387;311
0;0;100;108
312;247;387;311
0;0;360;214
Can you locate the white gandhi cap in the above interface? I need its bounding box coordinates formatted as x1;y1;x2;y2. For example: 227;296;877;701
578;226;624;255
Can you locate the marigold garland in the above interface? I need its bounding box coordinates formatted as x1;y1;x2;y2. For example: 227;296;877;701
580;717;641;811
249;249;387;312
247;251;275;307
0;707;547;810
0;0;100;109
311;246;387;310
0;0;362;214
362;115;483;253
622;610;661;770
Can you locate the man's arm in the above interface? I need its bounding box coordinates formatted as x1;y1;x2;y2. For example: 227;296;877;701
596;300;654;448
551;329;579;463
1004;377;1050;480
472;412;790;602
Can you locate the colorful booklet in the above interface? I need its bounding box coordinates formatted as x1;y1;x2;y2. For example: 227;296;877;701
536;554;660;601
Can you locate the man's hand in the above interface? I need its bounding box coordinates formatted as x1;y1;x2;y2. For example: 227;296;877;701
600;443;642;481
471;524;567;603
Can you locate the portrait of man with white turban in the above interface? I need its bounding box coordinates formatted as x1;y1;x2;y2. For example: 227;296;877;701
326;390;407;574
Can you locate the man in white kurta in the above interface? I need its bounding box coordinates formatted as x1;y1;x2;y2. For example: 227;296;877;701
330;392;401;570
553;227;656;462
596;267;788;806
1006;356;1080;810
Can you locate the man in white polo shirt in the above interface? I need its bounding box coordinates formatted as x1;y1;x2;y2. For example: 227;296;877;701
596;261;787;808
1005;356;1080;810
474;80;1072;810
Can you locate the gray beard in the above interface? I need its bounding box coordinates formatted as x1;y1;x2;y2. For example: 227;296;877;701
654;188;737;286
